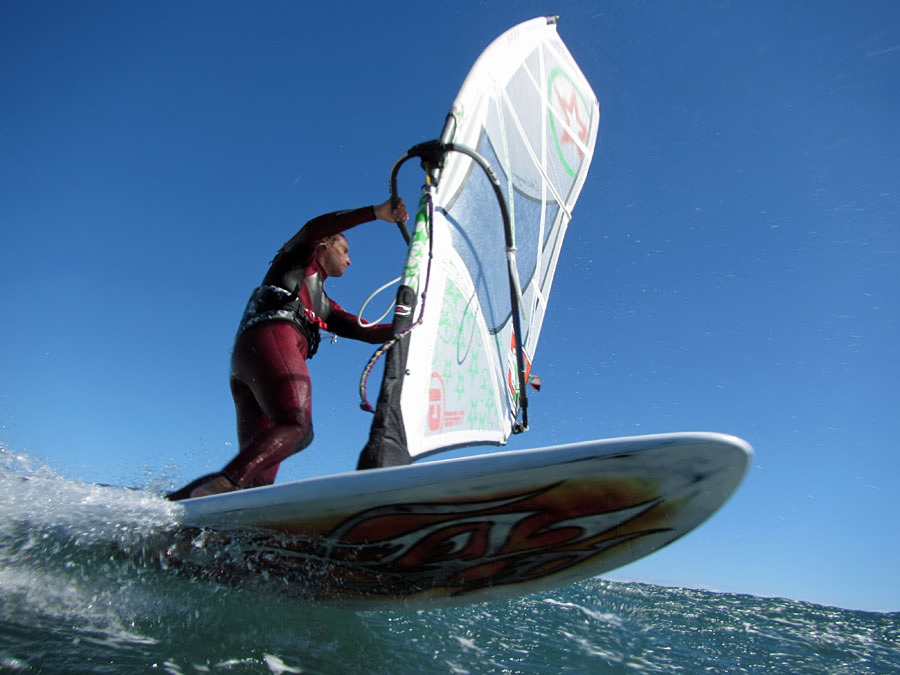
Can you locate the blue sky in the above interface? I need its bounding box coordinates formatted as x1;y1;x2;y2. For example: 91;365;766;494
2;1;898;613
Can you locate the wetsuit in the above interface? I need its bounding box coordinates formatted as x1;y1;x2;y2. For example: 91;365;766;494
167;207;391;500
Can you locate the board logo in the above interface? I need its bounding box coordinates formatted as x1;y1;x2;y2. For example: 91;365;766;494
318;479;670;600
182;477;676;603
428;372;465;433
548;67;592;178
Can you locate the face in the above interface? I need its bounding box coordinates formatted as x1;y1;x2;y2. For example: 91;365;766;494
318;236;351;277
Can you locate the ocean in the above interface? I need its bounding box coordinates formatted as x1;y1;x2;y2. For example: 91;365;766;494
2;450;897;674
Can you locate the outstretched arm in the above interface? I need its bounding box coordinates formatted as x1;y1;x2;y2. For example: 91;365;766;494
287;206;377;250
282;198;408;251
327;302;393;344
373;197;409;224
266;199;409;282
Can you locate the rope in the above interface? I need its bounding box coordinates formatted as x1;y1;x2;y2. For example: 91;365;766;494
359;189;436;412
357;276;401;327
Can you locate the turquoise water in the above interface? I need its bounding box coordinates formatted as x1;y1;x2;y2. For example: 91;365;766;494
2;451;897;674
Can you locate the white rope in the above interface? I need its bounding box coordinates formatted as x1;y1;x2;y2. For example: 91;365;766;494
357;276;401;327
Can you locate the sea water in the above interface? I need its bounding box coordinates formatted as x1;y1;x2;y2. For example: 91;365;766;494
2;450;897;674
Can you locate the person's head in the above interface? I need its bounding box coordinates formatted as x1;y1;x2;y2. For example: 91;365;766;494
317;233;351;277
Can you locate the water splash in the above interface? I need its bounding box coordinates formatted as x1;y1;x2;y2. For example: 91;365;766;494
0;450;181;643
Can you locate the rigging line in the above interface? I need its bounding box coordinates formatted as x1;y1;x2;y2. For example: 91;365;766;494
491;78;516;243
357;276;402;327
493;50;556;332
360;139;531;427
534;40;549;326
497;72;570;219
444;142;530;430
519;41;594;176
501;48;593;333
520;44;595;163
357;147;426;409
359;187;437;413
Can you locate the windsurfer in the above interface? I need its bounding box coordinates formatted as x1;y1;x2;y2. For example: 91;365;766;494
167;198;408;500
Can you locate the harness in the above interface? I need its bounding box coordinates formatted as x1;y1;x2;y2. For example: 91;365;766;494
236;283;326;358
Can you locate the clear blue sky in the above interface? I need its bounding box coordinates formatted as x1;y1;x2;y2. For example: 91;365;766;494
2;1;898;613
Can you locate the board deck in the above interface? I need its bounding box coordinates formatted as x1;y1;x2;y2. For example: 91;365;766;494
168;432;751;608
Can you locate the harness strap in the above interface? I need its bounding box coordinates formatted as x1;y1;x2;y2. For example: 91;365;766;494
237;285;323;358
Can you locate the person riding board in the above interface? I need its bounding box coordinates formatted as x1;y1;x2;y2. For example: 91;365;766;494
168;197;409;500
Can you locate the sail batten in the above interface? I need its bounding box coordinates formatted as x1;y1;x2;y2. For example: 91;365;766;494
359;17;599;468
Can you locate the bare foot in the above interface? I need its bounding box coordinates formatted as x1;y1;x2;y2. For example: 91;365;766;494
189;474;240;498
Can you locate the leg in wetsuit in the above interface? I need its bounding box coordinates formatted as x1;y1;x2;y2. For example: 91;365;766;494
167;321;313;500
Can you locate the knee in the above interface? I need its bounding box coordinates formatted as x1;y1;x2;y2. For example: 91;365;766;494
293;426;314;455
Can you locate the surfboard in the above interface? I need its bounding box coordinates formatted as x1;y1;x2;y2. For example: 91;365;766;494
168;432;750;608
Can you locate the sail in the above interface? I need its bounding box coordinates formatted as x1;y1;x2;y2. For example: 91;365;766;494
359;16;599;468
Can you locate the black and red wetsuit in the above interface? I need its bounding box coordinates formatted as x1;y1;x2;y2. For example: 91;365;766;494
168;207;391;499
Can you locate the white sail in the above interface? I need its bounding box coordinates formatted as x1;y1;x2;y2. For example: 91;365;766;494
359;17;599;467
